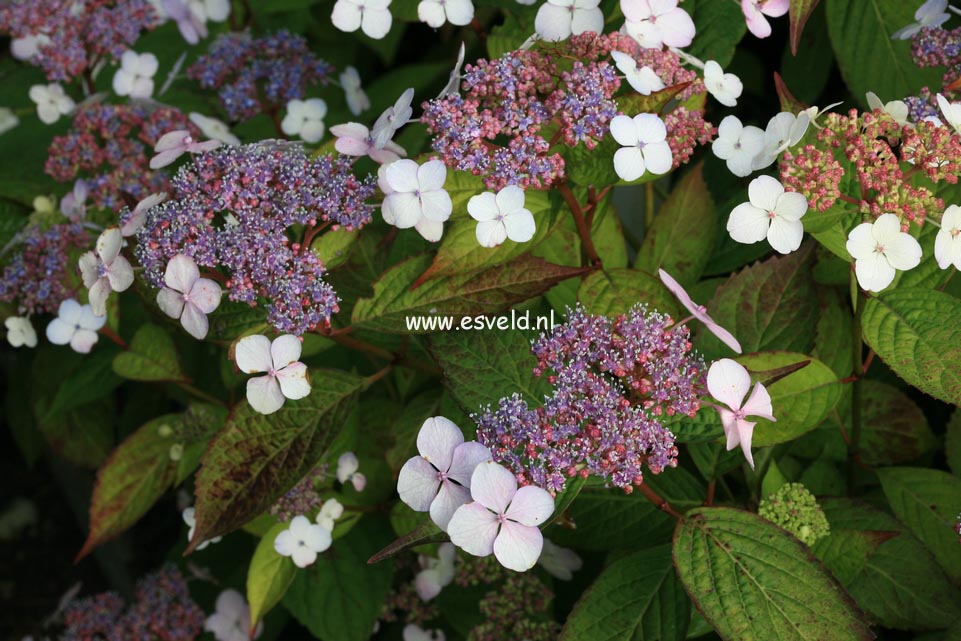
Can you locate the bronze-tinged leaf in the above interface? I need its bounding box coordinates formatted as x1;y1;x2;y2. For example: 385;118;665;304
790;0;822;55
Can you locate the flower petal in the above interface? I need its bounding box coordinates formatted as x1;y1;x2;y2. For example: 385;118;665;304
493;521;543;572
188;278;222;314
270;334;302;369
614;147;645;182
855;252;896;292
766;217;804;254
430;480;473;530
157;288;186;319
180;303;209;340
447;502;499;557
235;335;273;373
505;485;554;526
469;460;517;514
707;358;751;410
277;362;311;400
246;375;286;414
416;416;464;471
742;382;776;421
446;441;493;485
165;254;200;293
503;209;536;243
748;175;785;211
476;219;507;248
727;203;769;244
467;192;499;222
398;455;442;512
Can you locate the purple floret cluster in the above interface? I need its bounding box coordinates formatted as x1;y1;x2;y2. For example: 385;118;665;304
133;142;376;334
187;30;333;122
0;223;90;316
475;304;704;494
907;26;961;121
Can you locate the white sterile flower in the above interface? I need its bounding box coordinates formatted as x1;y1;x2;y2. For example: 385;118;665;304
418;0;474;28
281;98;328;143
380;159;453;241
46;299;106;354
332;123;407;164
79;228;134;317
537;538;583;580
467;185;536;248
611;51;665;96
336;452;367;492
331;0;393;40
846;213;923;292
437;43;467;98
404;625;445;641
29;84;75;125
112;51;159;99
703;60;742;107
190;0;231;22
317;499;344;531
182;507;222;551
274;515;331;568
892;0;951;40
60;179;88;222
609;113;673;181
415;543;456;601
936;205;961;270
937;93;961;134
163;0;207;44
11;33;51;61
866;92;909;127
447;461;554;572
621;0;695;49
397;416;492;530
752;111;810;171
371;88;414;149
189;112;240;146
712;115;765;177
0;108;19;136
204;589;262;641
5;316;37;348
801;101;844;128
157;254;222;340
534;0;603;42
234;334;311;415
121;192;167;237
728;175;808;254
707;358;776;469
340;67;370;115
150;129;221;169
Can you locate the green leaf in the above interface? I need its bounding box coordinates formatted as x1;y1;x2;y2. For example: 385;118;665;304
78;405;225;559
825;0;944;106
385;390;443;473
685;0;748;67
664;410;724;444
876;467;961;582
635;164;716;287
282;517;394;641
946;409;961;476
577;268;680;318
206;300;269;342
560;545;689;641
311;228;359;270
699;243;817;360
367;518;444;564
860;288;961;406
859;381;936;466
789;0;822;54
821;498;961;630
112;324;186;382
811;528;897;587
190;369;364;546
429;327;552;414
812;286;855;378
247;522;297;630
351;253;589;334
673;507;873;641
44;347;122;420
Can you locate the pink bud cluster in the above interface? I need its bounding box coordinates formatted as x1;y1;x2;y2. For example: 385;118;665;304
664;106;716;170
780;145;843;212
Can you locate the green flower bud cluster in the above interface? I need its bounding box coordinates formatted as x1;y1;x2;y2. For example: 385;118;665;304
758;483;830;546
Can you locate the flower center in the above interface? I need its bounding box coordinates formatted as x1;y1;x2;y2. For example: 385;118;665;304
952;227;961;237
436;469;448;482
875;243;886;254
767;210;777;219
495;513;509;525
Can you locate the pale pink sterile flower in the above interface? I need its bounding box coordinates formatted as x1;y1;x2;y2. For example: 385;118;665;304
892;0;951;40
752;111;810;171
331;122;406;164
397;416;492;530
415;542;456;601
60;179;88;222
46;300;106;354
712;115;765;178
741;0;789;38
149;129;221;169
658;269;742;353
157;254;222;340
204;589;262;641
610;113;673;182
621;0;695;49
845;213;923;292
418;0;474;28
336;451;367;492
380;159;453;242
371;88;414;148
936;205;961;270
340;67;370;115
11;33;51;61
534;0;603;42
331;0;393;40
404;624;445;641
274;515;331;568
112;51;159;99
189;112;241;145
121;192;167;237
467;185;536;248
611;51;665;96
234;334;311;415
163;0;208;44
727;175;808;254
79;227;134;317
707;358;776;469
537;538;583;580
447;461;555;572
936;93;961;135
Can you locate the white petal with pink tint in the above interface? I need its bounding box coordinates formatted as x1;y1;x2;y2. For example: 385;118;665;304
446;441;492;485
469;461;517;514
246;376;285;415
398;456;442;512
235;334;273;373
707;358;751;409
447;502;499;556
493;520;544;572
270;334;302;369
277;362;310;400
430;481;472;530
416;416;463;470
504;485;554;527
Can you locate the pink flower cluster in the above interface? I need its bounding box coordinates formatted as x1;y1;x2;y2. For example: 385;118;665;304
0;223;90;315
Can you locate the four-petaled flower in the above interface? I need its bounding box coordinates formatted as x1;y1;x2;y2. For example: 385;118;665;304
611;50;665;96
79;228;135;317
274;515;331;568
537;538;583;580
415;542;456;601
892;0;951;40
182;506;222;550
727;175;808;254
340;67;370;115
60;179;88;222
29;84;75;125
936;205;961;271
122;192;167;237
112;51;160;99
397;416;492;530
157;254;223;340
704;60;742;107
447;461;554;572
371;88;414;148
331;0;393;40
332;122;407;164
418;0;474;28
403;625;446;641
712;115;765;177
204;589;262;641
866;92;909;127
658;269;742;353
190;112;241;146
150;129;221;169
707;358;776;469
380;159;453;242
610;113;673;182
936;93;961;135
846;213;923;292
752;111;809;171
317;498;344;531
740;0;789;38
281;99;328;143
621;0;695;49
234;334;311;415
336;452;367;492
46;300;106;354
5;316;37;348
467;185;536;248
534;0;604;42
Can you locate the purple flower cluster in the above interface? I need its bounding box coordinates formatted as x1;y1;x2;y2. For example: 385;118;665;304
475;304;704;494
0;0;157;82
133;143;375;334
0;223;90;315
45;103;196;210
908;26;961;120
187;30;333;122
270;465;327;521
62;565;204;641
